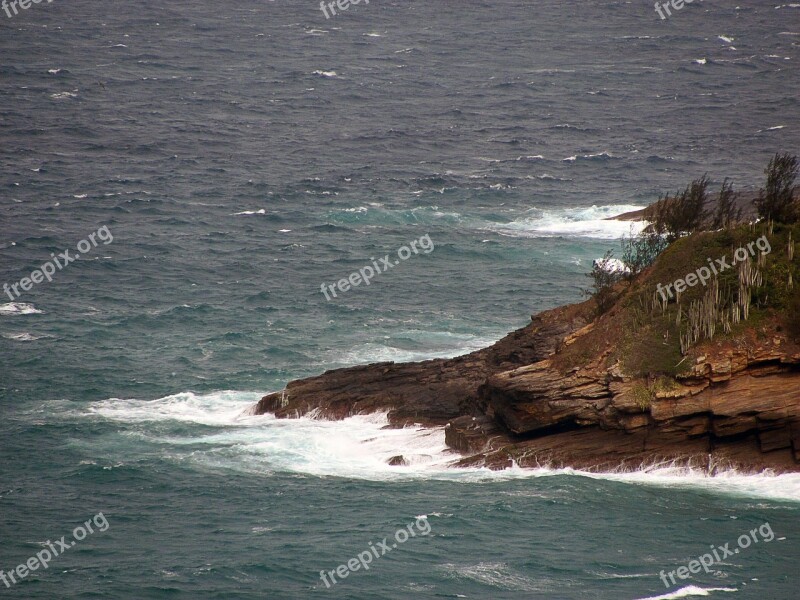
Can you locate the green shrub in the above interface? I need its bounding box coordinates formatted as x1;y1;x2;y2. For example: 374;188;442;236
584;250;623;314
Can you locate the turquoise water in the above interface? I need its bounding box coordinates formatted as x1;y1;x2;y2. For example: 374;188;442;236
2;0;800;598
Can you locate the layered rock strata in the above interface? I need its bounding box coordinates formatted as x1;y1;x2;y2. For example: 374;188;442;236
254;301;800;473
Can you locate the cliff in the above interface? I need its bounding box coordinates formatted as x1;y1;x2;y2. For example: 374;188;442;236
253;221;800;474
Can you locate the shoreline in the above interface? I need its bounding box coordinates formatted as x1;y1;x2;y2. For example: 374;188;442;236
254;196;800;475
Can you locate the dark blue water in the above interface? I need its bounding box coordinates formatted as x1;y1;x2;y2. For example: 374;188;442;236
2;1;799;598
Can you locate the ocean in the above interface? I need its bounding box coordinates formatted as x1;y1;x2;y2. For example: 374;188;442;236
1;0;799;598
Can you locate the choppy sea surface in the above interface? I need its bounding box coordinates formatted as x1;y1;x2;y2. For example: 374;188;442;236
2;1;799;598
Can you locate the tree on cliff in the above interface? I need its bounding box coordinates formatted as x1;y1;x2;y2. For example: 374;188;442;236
652;175;710;242
754;153;799;224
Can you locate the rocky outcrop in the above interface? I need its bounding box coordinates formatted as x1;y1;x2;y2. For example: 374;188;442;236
466;331;800;472
253;302;593;426
387;455;408;466
253;297;800;474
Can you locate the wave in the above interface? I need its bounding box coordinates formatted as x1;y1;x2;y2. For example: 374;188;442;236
86;390;264;426
323;203;646;239
562;151;617;162
1;332;50;341
331;332;498;365
576;464;800;503
438;561;543;592
326;204;465;227
635;585;739;600
233;208;267;215
0;302;43;316
68;391;800;499
79;393;456;479
488;204;648;239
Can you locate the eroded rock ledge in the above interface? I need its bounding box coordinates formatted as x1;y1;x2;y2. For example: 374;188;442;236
253;298;800;474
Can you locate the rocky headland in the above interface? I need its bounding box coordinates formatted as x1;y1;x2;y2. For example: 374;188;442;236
253;197;800;474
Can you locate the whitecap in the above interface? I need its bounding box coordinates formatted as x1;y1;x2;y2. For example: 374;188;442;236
333;334;499;365
562;151;615;162
635;585;738;600
233;209;266;215
85;390;263;426
0;302;44;316
312;70;337;77
488;204;648;240
438;562;543;592
1;332;49;341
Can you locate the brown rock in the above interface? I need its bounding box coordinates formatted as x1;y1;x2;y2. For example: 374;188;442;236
251;291;800;474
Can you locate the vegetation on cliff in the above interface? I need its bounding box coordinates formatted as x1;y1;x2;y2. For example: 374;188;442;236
576;153;800;381
257;154;800;473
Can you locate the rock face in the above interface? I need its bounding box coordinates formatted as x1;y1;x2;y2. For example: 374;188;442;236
253;299;800;474
254;302;593;426
471;335;800;472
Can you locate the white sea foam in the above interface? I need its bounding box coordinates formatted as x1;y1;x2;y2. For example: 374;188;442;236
438;561;543;592
332;333;498;365
635;585;738;600
489;204;648;239
86;390;263;426
233;208;266;215
1;332;50;341
562;151;615;162
74;391;800;499
0;302;44;316
82;392;457;479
